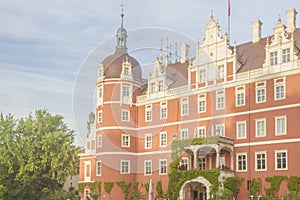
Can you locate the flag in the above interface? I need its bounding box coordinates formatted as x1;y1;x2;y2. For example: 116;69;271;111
228;0;231;16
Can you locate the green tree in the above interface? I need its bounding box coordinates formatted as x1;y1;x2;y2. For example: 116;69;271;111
223;177;244;199
0;110;80;200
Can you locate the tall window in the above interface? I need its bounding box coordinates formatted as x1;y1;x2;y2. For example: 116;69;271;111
235;85;245;106
270;51;278;66
199;69;206;82
145;134;152;149
275;116;286;136
180;129;188;140
217;65;225;78
159;159;167;175
144;160;152;175
98;111;102;123
120;160;130;174
160;132;167;147
198;126;206;138
180;158;188;170
282;48;290;63
160;101;167;119
124;67;129;75
84;189;90;199
121;110;130;122
96;161;102;176
256;82;266;103
198;93;206;113
274;78;286;100
237;153;247;172
181;97;189;116
236;121;246;139
216;124;225;137
121;134;130;147
97;134;102;148
216;90;225;110
122;84;130;96
98;86;103;98
198;158;206;170
275;150;287;170
255;152;266;171
150;83;155;93
145;105;152;122
158;81;164;92
256;119;266;137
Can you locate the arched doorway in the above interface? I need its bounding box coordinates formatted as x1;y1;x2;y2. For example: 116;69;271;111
179;177;211;200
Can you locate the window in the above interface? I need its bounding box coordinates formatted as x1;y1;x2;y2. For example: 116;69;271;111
180;129;188;140
217;65;225;78
159;159;167;175
237;153;247;172
120;160;130;174
255;152;266;171
198;126;206;138
256;119;266;137
256;82;266;103
282;48;290;63
216;124;225;137
145;105;152;122
198;158;206;170
97;134;102;148
160;132;167;147
159;81;164;92
98;111;102;123
121;110;130;122
181;97;189;116
216;90;225;110
235;85;245;106
275;150;287;170
84;161;91;181
180;158;188;170
122;84;130;96
98;86;103;98
121;134;130;147
198;93;206;113
96;161;102;176
270;51;278;66
144;160;152;175
150;83;155;93
124;67;129;75
274;78;286;100
199;69;206;82
275;116;286;136
160;102;167;119
84;189;90;199
145;134;152;149
236;121;246;139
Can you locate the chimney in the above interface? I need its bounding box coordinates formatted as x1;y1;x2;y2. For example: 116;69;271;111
180;43;190;63
286;8;297;33
252;20;263;43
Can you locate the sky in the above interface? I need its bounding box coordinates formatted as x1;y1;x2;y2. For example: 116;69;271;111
0;0;299;147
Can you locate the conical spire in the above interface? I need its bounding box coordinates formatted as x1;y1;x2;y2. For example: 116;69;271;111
116;2;127;49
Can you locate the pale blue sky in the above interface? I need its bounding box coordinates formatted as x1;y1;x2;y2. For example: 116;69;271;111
0;0;299;146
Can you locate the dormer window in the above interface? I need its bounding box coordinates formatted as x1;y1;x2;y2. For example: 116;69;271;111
124;67;129;75
199;69;206;82
217;65;225;78
282;49;290;63
158;81;164;92
150;83;155;93
270;51;278;66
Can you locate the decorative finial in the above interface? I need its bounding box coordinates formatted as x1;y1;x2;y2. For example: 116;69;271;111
165;37;169;64
120;2;124;28
169;44;172;63
175;42;178;62
160;39;163;63
210;10;214;19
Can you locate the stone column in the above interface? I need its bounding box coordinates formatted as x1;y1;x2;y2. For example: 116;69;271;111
230;153;234;170
194;153;198;169
216;151;220;169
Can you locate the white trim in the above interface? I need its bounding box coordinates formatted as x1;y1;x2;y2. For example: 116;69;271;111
144;133;152;149
216;89;225;110
274;77;286;101
215;123;225;137
121;134;130;148
144;160;152;176
97;134;102;148
255;81;266;104
234;138;300;147
96;160;102;176
255;118;266;138
255;151;267;171
120;160;130;174
145;104;152;122
95;150;172;156
236;153;247;172
198;93;206;113
235;85;246;107
275;115;287;136
181;97;189;116
97;110;102;123
197;126;206;138
180;128;189;140
159;132;167;147
84;188;90;199
121;109;130;122
236;121;247;139
159;159;167;175
180;157;189;170
160;101;168;119
84;161;91;182
275;150;288;171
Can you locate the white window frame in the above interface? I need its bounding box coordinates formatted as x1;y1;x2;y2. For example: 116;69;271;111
84;189;90;199
199;69;206;82
121;109;130;122
180;129;188;140
160;101;167;119
97;134;102;148
160;132;167;147
215;124;225;137
282;48;290;63
198;157;206;170
275;150;288;170
98;110;102;123
198;93;206;113
145;104;152;122
144;160;152;176
122;84;130;97
275;116;287;136
150;82;155;93
181;97;189;116
255;151;267;171
84;161;91;182
96;160;102;176
256;81;266;103
274;78;286;101
270;51;278;66
255;118;266;137
121;134;130;147
158;80;164;92
124;67;129;75
198;126;206;138
235;85;245;107
145;133;152;149
216;90;225;110
236;153;247;172
159;159;167;175
217;65;225;78
236;121;247;139
120;160;130;174
98;85;103;98
180;157;189;170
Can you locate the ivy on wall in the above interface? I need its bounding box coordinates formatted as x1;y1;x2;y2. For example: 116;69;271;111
264;176;286;198
116;181;132;200
249;178;262;197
